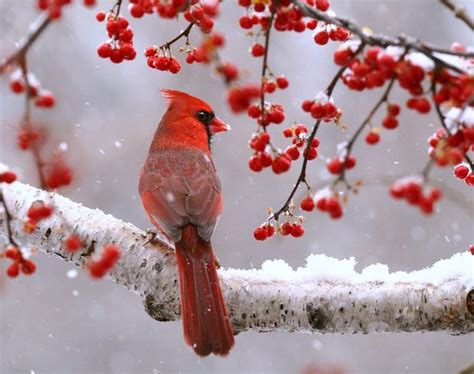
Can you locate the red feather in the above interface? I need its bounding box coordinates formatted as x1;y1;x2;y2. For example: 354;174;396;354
139;90;234;356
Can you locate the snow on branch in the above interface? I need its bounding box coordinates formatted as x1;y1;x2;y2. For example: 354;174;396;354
1;181;473;335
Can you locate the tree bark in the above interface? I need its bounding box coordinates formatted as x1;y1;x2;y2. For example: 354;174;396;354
1;181;473;335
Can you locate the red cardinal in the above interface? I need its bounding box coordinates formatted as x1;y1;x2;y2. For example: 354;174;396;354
139;89;234;356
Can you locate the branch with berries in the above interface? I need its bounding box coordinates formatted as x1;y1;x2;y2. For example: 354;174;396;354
233;0;474;240
1;180;473;335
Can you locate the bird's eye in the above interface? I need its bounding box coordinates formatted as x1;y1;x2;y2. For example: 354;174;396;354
196;110;214;125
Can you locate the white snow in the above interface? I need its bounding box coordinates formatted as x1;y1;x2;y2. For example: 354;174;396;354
67;269;78;278
221;251;473;288
406;52;434;71
433;52;474;74
445;106;474;128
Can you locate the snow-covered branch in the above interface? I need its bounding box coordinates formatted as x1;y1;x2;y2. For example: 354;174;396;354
1;181;473;335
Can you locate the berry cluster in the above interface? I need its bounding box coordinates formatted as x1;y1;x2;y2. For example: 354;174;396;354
313;189;344;219
382;103;401;130
301;94;341;123
253;223;275;241
313;23;350;46
433;70;474;108
184;4;218;34
145;48;182;74
326;155;356;175
10;70;55;109
390;177;442;215
283;124;320;161
88;244;121;278
453;163;474;186
130;0;218;24
3;246;36;278
96;12;136;64
428;127;472;167
341;47;396;91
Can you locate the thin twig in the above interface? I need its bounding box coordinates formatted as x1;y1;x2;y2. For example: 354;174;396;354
160;22;195;50
260;7;277;136
439;0;474;31
334;71;399;188
0;13;51;73
271;42;366;221
19;58;47;189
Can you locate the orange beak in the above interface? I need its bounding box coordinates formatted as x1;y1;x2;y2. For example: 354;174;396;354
209;116;231;135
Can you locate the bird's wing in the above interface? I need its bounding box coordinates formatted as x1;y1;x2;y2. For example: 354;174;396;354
139;149;223;242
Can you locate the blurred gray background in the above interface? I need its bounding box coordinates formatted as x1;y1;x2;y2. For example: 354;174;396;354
1;0;473;373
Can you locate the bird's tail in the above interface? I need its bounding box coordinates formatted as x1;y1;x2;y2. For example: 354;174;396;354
175;225;234;357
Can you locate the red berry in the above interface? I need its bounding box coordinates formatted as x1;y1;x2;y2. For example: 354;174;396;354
302;100;314;112
453;164;469;179
249;155;263;172
272;154;291;174
314;31;329;45
286;146;300;161
65;235;82;252
254;226;268;241
283;128;293;138
345;156;356;169
470;244;474;255
266;224;275;237
304;147;318;160
300;197;315;212
387;103;400;116
276;75;289;89
96;11;106;22
466;173;474;187
5;247;21;260
382;116;398;130
130;5;145;18
21;259;36;275
290;224;304;238
365;131;380;145
7;263;20;278
315;0;330;11
27;202;53;221
315;198;327;211
0;170;17;183
251;43;265;57
327;158;342;175
10;80;24;94
279;222;291;236
97;43;112;58
259;152;273;167
239;16;253;29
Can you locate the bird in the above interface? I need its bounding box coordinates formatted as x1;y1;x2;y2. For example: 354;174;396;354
138;89;234;357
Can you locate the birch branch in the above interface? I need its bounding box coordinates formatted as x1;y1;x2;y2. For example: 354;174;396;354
1;181;473;335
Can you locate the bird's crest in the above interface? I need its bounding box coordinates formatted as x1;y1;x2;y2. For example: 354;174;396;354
161;89;212;111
